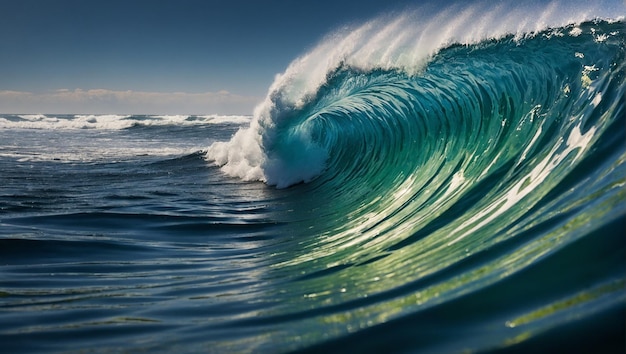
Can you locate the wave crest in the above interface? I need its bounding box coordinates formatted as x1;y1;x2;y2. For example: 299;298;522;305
206;2;624;188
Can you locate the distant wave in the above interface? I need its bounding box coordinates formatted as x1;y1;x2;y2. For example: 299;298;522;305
0;114;251;130
0;114;245;162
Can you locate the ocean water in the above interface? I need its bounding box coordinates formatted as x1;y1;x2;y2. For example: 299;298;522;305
1;5;625;354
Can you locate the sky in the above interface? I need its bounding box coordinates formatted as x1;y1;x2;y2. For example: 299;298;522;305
0;0;624;115
0;0;425;114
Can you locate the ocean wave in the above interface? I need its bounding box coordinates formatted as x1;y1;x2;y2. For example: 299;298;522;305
204;3;625;351
206;3;624;188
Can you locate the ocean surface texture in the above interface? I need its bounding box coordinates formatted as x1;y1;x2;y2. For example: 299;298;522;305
1;5;625;354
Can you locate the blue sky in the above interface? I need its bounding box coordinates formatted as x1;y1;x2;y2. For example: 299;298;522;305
0;0;424;114
0;0;623;114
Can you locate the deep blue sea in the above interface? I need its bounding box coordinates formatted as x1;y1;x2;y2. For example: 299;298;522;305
1;8;625;354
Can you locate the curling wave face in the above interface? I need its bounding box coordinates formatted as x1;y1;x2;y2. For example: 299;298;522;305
204;3;625;352
206;2;624;187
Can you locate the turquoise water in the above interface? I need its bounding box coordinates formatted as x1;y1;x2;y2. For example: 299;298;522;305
1;12;625;354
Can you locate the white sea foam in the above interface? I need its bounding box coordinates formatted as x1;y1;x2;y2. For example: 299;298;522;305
0;114;251;130
0;126;205;163
17;114;49;120
206;0;624;188
198;115;252;125
207;119;266;182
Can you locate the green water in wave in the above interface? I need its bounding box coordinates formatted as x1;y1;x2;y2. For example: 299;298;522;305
217;20;626;352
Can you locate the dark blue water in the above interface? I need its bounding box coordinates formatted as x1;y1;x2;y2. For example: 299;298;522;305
1;14;625;354
0;118;288;352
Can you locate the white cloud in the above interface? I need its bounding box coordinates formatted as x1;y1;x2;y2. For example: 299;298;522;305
0;89;261;115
